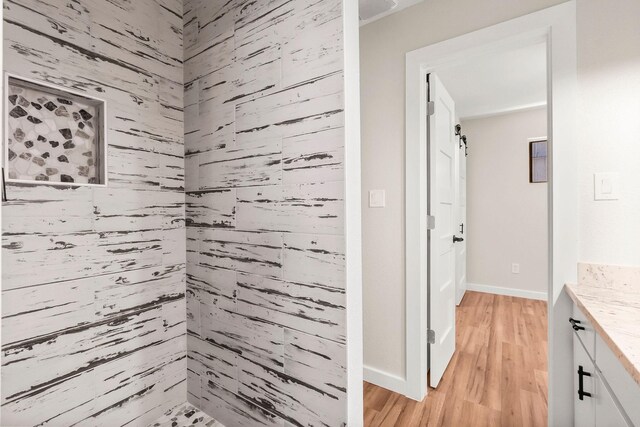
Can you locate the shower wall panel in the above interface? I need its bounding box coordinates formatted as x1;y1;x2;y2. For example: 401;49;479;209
1;0;186;425
183;0;348;425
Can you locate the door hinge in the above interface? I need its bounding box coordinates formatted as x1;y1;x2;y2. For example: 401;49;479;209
427;215;436;230
427;329;436;344
427;101;435;116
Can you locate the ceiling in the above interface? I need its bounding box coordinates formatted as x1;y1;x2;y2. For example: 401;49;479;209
437;42;547;120
359;0;425;25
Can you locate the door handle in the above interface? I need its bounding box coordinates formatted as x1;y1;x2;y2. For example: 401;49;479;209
577;365;592;400
569;317;585;331
453;236;464;243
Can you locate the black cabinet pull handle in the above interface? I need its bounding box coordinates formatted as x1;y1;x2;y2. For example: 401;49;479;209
578;365;592;400
569;317;585;331
453;235;464;243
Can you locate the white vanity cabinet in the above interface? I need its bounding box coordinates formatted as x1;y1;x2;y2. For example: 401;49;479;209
571;304;638;427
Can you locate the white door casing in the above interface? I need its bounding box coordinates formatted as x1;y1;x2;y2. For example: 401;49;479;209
456;135;467;306
428;74;457;388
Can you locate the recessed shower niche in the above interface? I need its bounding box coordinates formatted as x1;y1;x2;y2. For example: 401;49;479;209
4;74;107;186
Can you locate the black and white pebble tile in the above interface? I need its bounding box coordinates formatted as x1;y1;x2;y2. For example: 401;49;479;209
149;403;223;427
6;81;99;184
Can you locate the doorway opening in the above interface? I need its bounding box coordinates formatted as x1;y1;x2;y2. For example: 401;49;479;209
364;40;550;424
427;38;550;384
434;41;549;420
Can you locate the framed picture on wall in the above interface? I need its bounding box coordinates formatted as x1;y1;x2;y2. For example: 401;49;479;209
4;73;107;187
529;138;548;183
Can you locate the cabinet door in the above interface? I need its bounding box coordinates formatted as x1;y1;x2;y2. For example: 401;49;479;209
595;334;640;425
574;334;596;427
594;371;629;427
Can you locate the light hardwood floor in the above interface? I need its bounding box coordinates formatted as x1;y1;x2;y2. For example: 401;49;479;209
363;291;548;426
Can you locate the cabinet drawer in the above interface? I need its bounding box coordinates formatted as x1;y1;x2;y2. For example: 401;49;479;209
572;304;596;359
595;334;640;426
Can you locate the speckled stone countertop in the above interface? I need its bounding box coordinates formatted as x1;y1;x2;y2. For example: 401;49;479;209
565;263;640;387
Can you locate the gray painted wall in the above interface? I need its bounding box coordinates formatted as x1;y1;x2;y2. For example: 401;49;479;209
464;108;548;296
183;0;348;425
1;0;186;425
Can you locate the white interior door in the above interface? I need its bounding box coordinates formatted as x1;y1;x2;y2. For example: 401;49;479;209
455;137;467;306
428;73;457;388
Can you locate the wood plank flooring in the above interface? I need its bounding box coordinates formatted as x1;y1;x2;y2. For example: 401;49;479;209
364;291;548;426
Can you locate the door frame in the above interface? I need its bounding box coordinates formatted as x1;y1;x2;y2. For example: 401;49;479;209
404;6;577;426
343;0;363;424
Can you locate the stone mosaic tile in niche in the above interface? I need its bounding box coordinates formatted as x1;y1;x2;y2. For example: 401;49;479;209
6;76;104;185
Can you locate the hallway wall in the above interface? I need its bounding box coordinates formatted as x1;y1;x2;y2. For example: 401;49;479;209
1;1;186;425
464;108;548;298
182;0;349;425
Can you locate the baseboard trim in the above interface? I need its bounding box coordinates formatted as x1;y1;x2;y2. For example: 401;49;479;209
456;288;466;306
363;365;406;396
466;282;547;301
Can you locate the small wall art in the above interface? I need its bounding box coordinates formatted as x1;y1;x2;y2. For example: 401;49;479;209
529;138;548;183
4;74;107;186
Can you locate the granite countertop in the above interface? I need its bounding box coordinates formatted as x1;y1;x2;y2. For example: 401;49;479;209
565;263;640;387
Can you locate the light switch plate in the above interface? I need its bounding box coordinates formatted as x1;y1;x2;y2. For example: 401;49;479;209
594;172;620;200
369;190;386;208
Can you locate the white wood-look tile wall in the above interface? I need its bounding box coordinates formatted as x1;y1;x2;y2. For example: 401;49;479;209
2;0;348;425
183;0;347;425
2;0;186;425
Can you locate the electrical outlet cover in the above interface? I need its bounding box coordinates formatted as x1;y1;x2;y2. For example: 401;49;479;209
369;189;386;208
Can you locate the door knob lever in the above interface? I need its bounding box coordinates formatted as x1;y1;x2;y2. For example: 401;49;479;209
569;317;585;331
453;236;464;243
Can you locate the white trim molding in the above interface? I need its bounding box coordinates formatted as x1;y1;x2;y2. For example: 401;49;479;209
459;102;547;121
343;0;364;423
456;288;466;306
466;282;547;301
363;365;407;396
